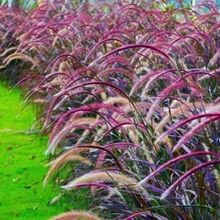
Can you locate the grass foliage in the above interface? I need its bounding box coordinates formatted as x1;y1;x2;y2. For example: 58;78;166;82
0;0;220;219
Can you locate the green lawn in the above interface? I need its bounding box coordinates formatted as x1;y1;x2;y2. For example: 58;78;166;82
0;85;89;220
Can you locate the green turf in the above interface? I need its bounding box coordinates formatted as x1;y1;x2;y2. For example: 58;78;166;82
0;84;89;220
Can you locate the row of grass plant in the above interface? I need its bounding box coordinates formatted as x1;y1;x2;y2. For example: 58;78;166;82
0;0;220;219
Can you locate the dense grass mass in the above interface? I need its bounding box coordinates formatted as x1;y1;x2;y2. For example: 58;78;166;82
0;84;89;220
0;0;220;219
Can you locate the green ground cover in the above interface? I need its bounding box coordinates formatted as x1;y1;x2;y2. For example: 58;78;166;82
0;84;88;220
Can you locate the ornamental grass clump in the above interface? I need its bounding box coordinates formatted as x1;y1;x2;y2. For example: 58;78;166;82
3;0;220;219
0;6;26;83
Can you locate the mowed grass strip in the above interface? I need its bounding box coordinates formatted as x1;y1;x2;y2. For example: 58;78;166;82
0;84;89;220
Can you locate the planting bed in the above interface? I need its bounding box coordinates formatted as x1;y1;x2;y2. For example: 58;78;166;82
0;1;220;219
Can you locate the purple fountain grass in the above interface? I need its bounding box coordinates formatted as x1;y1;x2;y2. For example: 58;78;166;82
89;44;170;67
156;113;220;144
2;0;220;219
161;159;220;200
137;151;220;186
172;116;220;152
